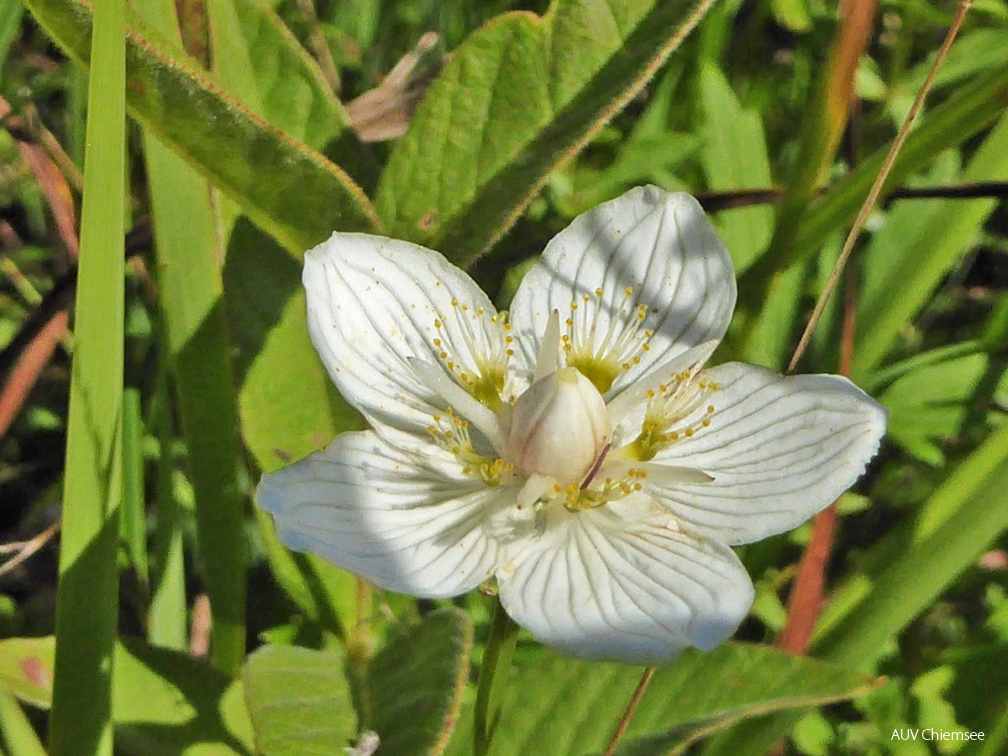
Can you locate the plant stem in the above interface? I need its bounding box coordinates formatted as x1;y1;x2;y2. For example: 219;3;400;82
473;598;519;756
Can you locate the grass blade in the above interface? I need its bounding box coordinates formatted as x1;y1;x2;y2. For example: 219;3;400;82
0;691;46;756
135;0;247;675
120;387;149;583
48;0;125;750
147;374;188;651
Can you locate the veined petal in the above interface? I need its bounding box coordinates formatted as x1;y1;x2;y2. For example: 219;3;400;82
304;233;506;441
257;430;508;598
647;362;887;545
509;187;735;398
496;497;754;663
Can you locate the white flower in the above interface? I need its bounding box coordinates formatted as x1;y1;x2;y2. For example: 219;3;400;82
257;186;887;663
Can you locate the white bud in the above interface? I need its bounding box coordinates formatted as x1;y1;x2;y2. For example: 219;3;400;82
506;367;611;486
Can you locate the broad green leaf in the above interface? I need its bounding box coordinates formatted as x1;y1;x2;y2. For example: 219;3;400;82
222;220;364;470
22;0;379;255
0;637;53;709
879;351;988;466
376;0;715;268
201;0;367;639
243;645;357;756
854;112;1008;379
446;642;875;755
0;637;255;755
367;608;473;756
206;0;349;151
696;61;774;273
114;639;255;755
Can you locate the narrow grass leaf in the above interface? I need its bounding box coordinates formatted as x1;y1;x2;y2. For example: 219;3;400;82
0;691;46;756
737;65;1008;314
253;509;357;640
703;422;1008;755
120;387;148;583
854;112;1008;379
133;0;248;676
879;351;988;465
147;376;188;651
48;0;125;751
695;61;774;273
815;422;1008;666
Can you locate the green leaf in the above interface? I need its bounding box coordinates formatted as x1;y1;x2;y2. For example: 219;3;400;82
879;351;988;466
0;637;255;755
0;691;46;756
447;642;875;755
120;387;149;583
49;0;126;751
22;0;379;254
818;421;1008;662
854;112;1008;379
770;0;811;33
366;608;473;756
243;645;357;756
252;508;358;639
707;422;1008;756
206;0;349;151
193;0;365;473
376;0;715;268
134;0;248;675
114;640;255;755
737;64;1008;315
696;61;774;273
0;637;54;709
222;220;364;471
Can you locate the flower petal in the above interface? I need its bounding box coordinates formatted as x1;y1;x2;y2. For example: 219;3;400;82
257;430;507;598
646;362;887;545
509;187;735;397
496;497;754;663
304;233;501;441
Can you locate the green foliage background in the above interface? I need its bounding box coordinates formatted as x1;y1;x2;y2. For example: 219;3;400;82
1;0;1007;753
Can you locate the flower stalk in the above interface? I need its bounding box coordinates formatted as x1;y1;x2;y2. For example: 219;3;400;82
474;598;520;756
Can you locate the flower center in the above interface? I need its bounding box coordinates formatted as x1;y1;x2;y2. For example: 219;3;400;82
427;408;514;487
561;286;653;395
432;298;513;410
505;367;611;486
628;369;719;461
